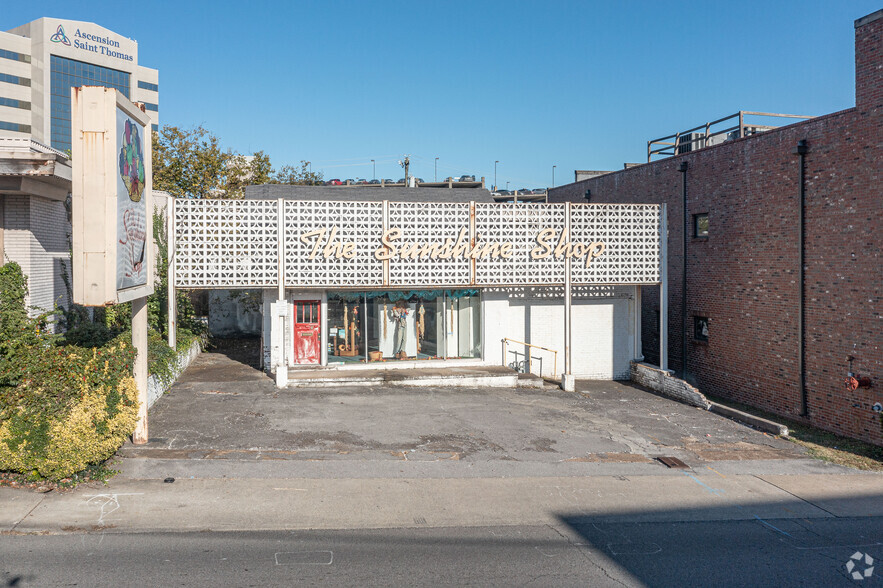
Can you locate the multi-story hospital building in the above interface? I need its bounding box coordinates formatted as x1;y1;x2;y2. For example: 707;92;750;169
0;17;158;151
0;17;158;316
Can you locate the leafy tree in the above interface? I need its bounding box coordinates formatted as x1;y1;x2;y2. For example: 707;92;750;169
152;125;274;199
273;161;324;186
152;125;229;198
225;151;273;198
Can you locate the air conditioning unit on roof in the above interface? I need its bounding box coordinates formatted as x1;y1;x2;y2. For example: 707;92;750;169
677;132;704;154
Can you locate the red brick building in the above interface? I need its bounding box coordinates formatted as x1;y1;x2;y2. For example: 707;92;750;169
550;10;882;445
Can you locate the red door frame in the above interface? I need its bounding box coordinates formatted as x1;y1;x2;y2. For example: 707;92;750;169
292;300;321;365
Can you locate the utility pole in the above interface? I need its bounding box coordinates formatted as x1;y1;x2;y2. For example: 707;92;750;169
495;160;499;191
399;155;410;186
435;157;439;181
371;159;375;180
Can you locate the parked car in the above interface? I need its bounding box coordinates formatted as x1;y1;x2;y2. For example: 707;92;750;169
344;179;355;185
368;179;380;184
459;174;476;182
415;178;424;184
533;188;546;194
397;178;406;184
518;188;531;194
326;179;343;186
382;179;394;185
355;178;368;185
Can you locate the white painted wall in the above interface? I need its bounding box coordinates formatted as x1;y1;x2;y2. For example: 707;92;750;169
487;286;636;380
262;286;638;380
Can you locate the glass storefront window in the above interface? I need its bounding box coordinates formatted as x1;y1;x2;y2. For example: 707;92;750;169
327;294;365;363
326;290;481;364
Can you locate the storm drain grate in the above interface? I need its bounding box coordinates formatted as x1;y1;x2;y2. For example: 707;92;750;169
657;456;689;469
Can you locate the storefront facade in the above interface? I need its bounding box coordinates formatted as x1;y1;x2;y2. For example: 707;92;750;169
171;197;664;384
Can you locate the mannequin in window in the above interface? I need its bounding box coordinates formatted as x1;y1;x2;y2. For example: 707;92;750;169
390;299;409;358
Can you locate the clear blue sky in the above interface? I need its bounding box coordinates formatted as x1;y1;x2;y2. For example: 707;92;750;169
5;1;879;188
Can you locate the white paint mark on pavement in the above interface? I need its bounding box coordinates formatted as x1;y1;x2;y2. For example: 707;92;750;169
84;493;143;525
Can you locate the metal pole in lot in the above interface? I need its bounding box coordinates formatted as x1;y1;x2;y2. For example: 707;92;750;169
660;203;669;371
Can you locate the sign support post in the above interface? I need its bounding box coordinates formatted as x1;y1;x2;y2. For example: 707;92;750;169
132;296;149;443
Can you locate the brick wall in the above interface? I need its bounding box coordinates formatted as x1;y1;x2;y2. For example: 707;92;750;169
550;12;882;445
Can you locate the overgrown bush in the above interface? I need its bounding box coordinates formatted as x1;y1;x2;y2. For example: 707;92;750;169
0;336;138;479
0;263;139;479
1;208;206;481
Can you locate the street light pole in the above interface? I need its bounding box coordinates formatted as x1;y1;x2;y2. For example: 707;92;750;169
371;159;375;180
552;165;556;188
435;157;438;181
494;160;499;191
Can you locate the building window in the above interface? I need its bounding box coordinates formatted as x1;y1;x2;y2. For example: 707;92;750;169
0;97;30;110
0;72;30;87
137;80;158;92
324;290;481;365
694;316;709;342
0;48;30;63
694;213;709;238
151;123;158;132
143;102;159;112
0;121;31;133
49;54;130;152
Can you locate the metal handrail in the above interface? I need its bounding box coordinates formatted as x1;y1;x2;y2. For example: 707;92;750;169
647;111;815;161
502;338;558;378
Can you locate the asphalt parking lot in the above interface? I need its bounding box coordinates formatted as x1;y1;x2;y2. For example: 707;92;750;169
118;350;821;480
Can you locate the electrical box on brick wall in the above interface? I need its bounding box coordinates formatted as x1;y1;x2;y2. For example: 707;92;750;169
71;86;154;305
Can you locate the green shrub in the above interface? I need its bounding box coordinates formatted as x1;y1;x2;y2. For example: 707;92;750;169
62;321;118;348
0;334;138;479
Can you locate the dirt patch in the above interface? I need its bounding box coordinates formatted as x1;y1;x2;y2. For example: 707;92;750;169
685;440;799;461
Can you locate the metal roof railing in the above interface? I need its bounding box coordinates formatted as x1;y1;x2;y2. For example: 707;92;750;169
647;111;814;162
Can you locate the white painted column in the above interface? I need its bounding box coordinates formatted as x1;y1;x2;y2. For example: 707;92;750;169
275;197;287;387
167;197;177;349
562;202;575;392
659;203;669;371
132;296;149;444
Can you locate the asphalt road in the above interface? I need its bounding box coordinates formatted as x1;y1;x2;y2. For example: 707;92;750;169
3;518;880;587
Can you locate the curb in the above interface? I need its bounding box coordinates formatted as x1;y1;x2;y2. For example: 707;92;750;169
709;402;789;437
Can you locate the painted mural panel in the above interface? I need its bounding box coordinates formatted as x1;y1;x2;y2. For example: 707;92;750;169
115;109;147;290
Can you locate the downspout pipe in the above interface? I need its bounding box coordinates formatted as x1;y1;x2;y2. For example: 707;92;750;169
793;140;808;416
678;161;688;380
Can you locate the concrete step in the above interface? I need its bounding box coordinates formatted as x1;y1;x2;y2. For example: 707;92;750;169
284;365;518;388
517;372;545;389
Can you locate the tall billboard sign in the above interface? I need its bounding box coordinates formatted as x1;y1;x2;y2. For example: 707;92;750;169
72;86;153;305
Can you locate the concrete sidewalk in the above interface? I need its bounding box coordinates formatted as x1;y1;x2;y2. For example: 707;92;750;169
2;351;881;535
3;473;882;534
